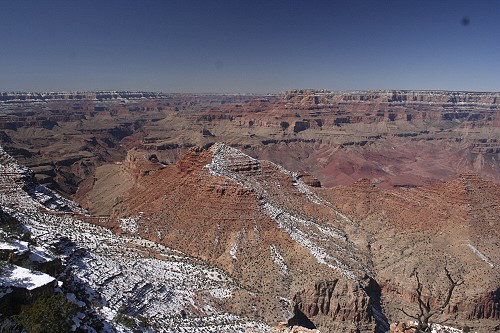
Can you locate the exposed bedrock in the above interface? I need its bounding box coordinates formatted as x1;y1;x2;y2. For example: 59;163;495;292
291;278;388;333
1;89;499;197
106;144;498;332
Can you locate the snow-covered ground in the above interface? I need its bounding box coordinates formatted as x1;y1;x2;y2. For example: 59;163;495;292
119;214;141;234
0;240;29;254
269;245;288;276
0;264;55;290
467;242;496;268
404;321;476;333
29;245;56;263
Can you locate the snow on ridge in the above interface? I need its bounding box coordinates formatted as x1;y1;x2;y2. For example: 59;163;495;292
229;231;242;260
119;214;141;233
0;145;85;214
29;245;55;263
467;242;496;268
229;242;238;260
205;143;261;187
263;201;360;281
203;143;369;281
5;202;260;330
0;151;268;331
0;240;28;254
269;245;288;275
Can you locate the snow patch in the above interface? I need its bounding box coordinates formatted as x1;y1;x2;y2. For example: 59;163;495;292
407;321;475;333
467;242;495;268
263;201;359;280
119;214;141;233
229;242;238;260
269;245;288;275
0;264;55;290
208;287;232;299
0;240;28;254
29;245;55;263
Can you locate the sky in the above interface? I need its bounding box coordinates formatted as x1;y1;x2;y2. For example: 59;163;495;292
0;0;499;93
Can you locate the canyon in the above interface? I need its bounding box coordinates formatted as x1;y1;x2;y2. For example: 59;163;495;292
0;90;498;332
0;89;498;198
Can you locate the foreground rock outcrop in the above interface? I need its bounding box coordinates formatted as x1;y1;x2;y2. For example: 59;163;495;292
0;145;269;332
292;280;378;332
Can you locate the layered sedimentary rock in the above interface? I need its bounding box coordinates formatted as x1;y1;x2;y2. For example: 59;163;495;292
292;280;376;332
0;146;270;332
320;173;499;331
1;90;498;199
112;143;384;332
109;144;498;332
1;90;499;332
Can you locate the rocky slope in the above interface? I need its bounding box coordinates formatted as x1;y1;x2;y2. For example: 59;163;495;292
320;175;499;327
112;143;384;332
1;139;498;332
0;89;498;332
111;144;498;332
0;145;269;332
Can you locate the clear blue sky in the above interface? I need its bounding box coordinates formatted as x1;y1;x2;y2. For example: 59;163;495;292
1;0;499;93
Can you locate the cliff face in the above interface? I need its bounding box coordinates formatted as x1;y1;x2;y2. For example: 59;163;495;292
292;280;379;332
283;89;500;105
108;144;498;332
1;90;498;199
0;91;166;102
111;143;383;332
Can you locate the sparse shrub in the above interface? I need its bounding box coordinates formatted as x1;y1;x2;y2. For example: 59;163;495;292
15;294;79;333
116;313;137;330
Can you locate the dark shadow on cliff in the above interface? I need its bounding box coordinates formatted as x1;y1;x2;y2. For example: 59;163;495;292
364;277;390;332
288;304;317;329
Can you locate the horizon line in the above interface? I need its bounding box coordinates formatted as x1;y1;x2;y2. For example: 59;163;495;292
2;88;500;95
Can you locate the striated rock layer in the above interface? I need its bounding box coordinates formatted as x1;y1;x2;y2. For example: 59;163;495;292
320;174;499;331
111;144;498;332
113;143;385;332
0;145;270;332
0;89;498;199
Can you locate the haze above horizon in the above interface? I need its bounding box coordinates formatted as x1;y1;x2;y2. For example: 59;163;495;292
1;0;499;93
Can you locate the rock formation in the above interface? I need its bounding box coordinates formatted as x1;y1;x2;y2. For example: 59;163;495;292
112;143;384;332
0;145;269;332
1;89;498;198
0;89;498;332
108;144;498;332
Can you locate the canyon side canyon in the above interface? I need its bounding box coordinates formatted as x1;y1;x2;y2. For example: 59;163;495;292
0;90;498;333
